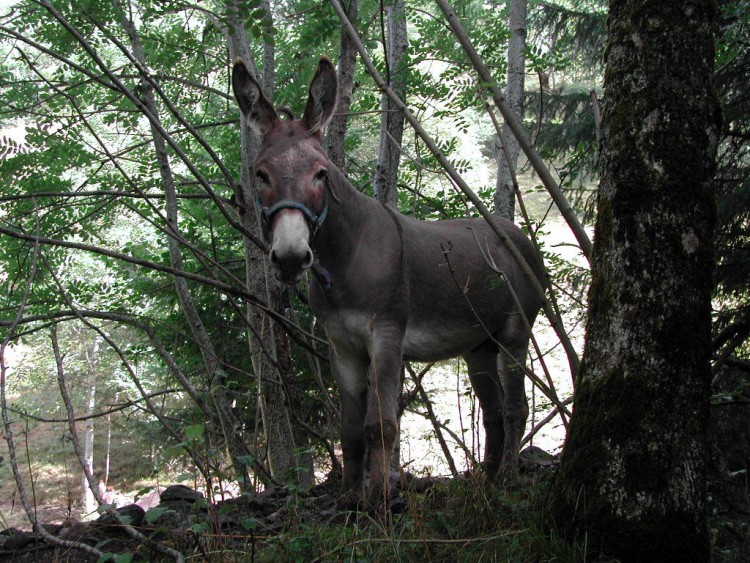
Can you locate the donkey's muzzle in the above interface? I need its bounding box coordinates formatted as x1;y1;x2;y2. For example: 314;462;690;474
268;209;314;284
269;246;314;284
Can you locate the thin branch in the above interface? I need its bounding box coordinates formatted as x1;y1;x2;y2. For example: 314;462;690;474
0;224;328;357
40;254;210;478
486;102;579;386
399;361;434;417
0;190;213;203
433;0;592;260
328;0;579;381
521;396;573;448
7;389;179;423
84;6;249;236
405;403;475;462
49;324;185;562
441;243;571;421
35;0;265;251
0;204;104;559
405;364;459;477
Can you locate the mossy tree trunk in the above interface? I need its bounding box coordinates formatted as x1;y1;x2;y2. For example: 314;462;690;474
546;1;721;561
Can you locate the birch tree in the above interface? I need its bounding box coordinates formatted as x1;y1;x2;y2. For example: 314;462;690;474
82;333;100;518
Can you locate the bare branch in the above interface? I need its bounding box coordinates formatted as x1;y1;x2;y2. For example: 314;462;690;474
433;0;592;259
0;205;105;559
405;364;460;478
7;389;179;423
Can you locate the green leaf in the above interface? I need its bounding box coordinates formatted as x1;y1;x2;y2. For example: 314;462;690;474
144;507;172;524
184;424;205;443
190;521;210;534
236;454;255;466
241;517;259;530
97;554;133;563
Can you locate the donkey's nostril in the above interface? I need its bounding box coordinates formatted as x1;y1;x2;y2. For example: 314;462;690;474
303;249;314;270
268;246;313;283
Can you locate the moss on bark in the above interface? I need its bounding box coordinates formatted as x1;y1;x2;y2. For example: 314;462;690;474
547;1;721;560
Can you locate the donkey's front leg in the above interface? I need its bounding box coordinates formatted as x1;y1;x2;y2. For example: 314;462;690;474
332;348;369;508
364;319;404;509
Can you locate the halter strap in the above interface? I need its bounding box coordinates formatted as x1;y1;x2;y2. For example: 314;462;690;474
311;260;333;289
256;189;334;290
257;198;329;232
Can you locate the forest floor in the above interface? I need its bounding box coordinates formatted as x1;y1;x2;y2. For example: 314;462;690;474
0;451;747;562
1;358;747;561
0;463;585;562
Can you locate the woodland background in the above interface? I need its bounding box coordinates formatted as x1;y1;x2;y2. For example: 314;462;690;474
0;0;747;561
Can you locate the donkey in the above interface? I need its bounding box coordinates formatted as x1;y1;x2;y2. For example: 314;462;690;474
232;57;547;508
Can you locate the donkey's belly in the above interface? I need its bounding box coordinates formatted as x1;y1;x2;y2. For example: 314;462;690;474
401;322;488;362
318;305;495;362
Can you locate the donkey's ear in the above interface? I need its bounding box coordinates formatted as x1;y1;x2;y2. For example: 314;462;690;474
232;59;278;137
302;57;338;134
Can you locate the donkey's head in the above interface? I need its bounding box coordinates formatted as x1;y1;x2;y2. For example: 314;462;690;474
232;57;338;284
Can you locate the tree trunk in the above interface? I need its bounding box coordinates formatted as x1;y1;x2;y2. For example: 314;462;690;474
494;0;526;220
546;2;720;560
373;0;407;208
118;1;250;487
326;0;358;171
82;335;100;518
225;0;311;490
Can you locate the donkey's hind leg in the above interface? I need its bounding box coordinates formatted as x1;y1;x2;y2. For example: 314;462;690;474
498;315;531;481
464;340;505;479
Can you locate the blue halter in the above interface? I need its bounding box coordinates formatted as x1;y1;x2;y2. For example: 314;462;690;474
256;196;333;289
257;197;329;234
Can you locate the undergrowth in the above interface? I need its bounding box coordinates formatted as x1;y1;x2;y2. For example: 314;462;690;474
245;472;586;563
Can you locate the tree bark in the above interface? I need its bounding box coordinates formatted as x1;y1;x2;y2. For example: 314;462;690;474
373;0;407;208
82;333;100;518
326;0;359;171
494;0;526;220
546;1;720;560
225;0;311;490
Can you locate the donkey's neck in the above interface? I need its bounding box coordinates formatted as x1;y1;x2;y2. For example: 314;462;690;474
312;165;379;268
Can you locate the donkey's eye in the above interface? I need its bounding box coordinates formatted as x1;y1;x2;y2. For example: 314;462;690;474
255;170;270;185
314;169;327;183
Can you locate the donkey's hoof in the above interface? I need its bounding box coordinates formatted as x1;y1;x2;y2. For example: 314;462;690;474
336;490;366;511
366;482;391;514
389;495;408;514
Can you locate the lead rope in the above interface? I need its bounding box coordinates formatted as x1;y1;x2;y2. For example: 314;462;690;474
311;260;333;290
